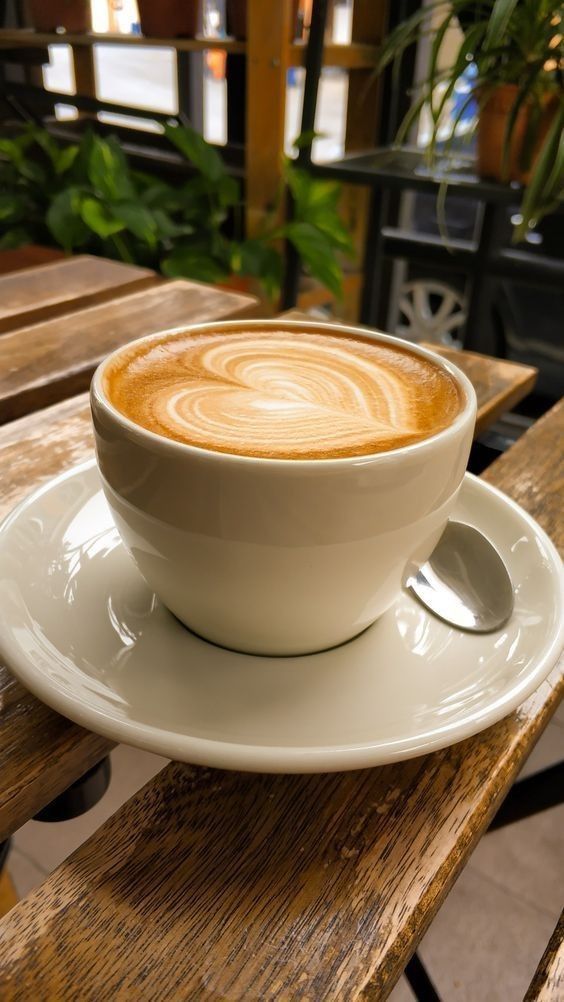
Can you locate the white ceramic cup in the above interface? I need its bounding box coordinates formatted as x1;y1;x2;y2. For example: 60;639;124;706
91;320;477;656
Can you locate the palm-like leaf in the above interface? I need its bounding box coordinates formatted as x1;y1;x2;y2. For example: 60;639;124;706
378;0;564;238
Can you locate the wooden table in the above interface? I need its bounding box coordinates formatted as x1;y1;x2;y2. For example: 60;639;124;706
0;266;261;423
0;269;561;999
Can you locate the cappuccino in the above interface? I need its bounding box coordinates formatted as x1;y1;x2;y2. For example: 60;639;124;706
104;326;462;460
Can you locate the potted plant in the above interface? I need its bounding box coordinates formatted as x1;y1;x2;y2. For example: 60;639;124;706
27;0;91;33
0;122;352;302
377;0;564;241
136;0;200;39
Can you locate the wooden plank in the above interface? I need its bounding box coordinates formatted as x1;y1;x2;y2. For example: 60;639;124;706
0;29;246;52
0;256;157;334
0;278;261;423
281;311;538;432
344;1;387;151
0;30;379;67
0;870;17;919
72;45;96;98
0;396;113;843
0;245;65;276
421;342;538;436
525;910;564;1001
341;0;388;321
245;0;293;239
0;337;536;840
0;395;561;996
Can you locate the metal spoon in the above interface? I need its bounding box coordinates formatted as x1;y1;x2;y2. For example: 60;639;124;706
405;521;514;633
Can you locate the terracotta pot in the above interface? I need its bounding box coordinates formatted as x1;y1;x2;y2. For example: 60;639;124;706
137;0;200;39
226;0;300;40
477;84;558;185
27;0;91;33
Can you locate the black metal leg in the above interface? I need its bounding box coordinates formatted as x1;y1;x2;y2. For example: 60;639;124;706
281;0;329;309
462;201;498;351
359;187;386;326
0;838;10;872
488;762;564;831
404;951;442;1001
33;757;111;823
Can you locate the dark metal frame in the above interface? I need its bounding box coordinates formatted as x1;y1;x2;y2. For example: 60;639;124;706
282;0;564;350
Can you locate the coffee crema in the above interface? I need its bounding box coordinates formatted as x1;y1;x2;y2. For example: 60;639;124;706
104;327;463;459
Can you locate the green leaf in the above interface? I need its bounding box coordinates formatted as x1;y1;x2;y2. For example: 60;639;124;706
161;245;228;283
31;128;62;169
164;122;225;183
152;209;194;240
56;144;80;175
233;239;283;298
0;227;34;249
88;135;134;201
285;169;354;254
19;159;48;186
484;0;519;51
140;181;190;213
429;22;486;157
46;188;90;251
111;201;158;245
0;192;27;223
514;102;564;241
284;221;343;298
291;130;325;151
0;133;34;167
80;198;126;238
217;174;241;208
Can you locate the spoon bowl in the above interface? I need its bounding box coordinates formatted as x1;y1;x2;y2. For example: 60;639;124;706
405;521;514;633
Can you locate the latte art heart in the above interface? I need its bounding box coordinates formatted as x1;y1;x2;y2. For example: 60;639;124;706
105;328;462;459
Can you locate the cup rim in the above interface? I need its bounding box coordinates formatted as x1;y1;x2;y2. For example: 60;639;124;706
91;319;477;468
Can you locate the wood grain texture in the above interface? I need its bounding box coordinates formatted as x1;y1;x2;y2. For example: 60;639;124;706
0;870;17;919
341;0;388;320
0;279;261;423
0;396;113;842
421;342;538;436
245;0;292;238
0;335;525;843
0;245;65;275
0;400;561;1000
0;255;157;334
525;910;564;1001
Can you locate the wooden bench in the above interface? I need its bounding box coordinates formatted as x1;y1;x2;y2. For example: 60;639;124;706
0;389;561;998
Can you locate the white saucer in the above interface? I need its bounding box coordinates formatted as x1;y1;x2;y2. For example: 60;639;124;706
0;460;562;773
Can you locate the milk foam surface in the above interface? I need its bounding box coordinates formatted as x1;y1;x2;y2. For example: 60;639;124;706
105;327;462;459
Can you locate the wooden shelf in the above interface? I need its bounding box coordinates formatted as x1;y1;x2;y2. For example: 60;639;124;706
0;30;379;69
0;29;246;53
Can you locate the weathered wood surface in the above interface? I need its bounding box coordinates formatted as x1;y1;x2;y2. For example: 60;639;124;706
0;255;157;334
425;342;538;436
0;279;261;423
0;245;65;276
0;332;527;840
0;397;113;843
0;399;561;1000
524;910;564;1001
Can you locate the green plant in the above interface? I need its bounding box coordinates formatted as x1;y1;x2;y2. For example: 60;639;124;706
0;122;353;299
377;0;564;240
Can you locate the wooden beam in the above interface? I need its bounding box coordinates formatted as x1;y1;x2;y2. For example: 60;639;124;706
245;0;293;238
0;29;246;53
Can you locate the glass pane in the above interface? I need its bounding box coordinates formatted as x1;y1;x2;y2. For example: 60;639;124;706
94;45;178;114
42;45;76;95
